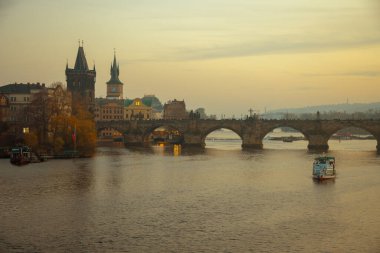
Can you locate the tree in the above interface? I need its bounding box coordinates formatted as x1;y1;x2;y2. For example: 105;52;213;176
25;83;74;154
27;88;52;145
24;131;39;150
70;99;97;156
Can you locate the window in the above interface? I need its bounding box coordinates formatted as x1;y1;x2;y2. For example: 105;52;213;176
10;97;16;102
0;96;7;106
135;101;141;106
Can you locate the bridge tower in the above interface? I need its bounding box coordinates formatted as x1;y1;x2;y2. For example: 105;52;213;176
106;50;124;99
66;41;96;113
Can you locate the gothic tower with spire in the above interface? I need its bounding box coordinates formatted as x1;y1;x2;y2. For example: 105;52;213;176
106;51;124;99
66;42;96;113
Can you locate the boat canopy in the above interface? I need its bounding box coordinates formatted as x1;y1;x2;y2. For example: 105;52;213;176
314;156;335;162
11;146;31;153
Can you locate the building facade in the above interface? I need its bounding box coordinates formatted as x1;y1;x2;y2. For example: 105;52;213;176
66;44;96;113
0;83;45;124
0;83;71;139
163;99;189;120
95;98;124;138
95;98;124;121
124;98;153;120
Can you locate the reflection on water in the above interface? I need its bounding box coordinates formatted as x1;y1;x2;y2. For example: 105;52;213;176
0;135;379;252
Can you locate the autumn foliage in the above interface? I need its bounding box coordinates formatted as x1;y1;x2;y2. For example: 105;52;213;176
24;83;97;157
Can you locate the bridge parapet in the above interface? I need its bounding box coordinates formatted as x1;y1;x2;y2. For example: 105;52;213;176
95;119;380;152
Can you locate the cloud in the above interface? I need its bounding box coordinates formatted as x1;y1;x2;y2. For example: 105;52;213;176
303;70;380;78
0;0;16;12
0;0;14;9
292;85;326;92
342;71;380;77
0;0;21;23
171;37;380;61
119;0;380;62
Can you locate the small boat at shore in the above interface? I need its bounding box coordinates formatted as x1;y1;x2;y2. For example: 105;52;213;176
312;156;336;180
10;146;32;166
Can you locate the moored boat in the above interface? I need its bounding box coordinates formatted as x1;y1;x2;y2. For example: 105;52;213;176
10;146;32;166
312;155;336;180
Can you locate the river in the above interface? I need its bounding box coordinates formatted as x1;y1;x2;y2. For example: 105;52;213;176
0;131;379;252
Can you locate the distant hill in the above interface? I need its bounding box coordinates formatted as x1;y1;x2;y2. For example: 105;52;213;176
269;102;380;114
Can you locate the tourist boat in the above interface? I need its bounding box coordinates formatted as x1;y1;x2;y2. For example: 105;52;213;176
312;155;336;180
10;146;32;166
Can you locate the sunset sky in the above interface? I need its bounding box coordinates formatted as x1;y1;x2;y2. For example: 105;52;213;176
0;0;379;116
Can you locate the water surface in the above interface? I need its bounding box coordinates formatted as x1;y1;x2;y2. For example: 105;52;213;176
0;138;379;252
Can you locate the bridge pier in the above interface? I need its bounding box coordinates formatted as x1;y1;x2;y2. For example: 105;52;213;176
242;143;263;150
307;135;329;152
123;133;145;147
241;133;263;150
183;133;204;148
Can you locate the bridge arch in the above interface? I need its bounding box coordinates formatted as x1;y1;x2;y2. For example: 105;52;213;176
262;125;307;149
325;124;378;141
261;124;309;140
327;125;377;151
142;124;184;145
201;126;243;144
202;127;243;149
96;126;125;139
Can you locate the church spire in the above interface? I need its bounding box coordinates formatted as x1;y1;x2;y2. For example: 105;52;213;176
106;50;123;85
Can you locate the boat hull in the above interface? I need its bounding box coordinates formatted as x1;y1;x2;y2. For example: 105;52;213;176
10;159;30;166
313;175;336;180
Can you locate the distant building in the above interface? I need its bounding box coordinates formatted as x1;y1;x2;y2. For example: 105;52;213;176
66;43;96;113
106;52;124;99
124;98;153;120
141;95;164;119
0;94;9;123
92;51;164;125
193;108;216;120
94;98;124;121
163;99;189;120
94;98;124;138
0;82;71;138
0;82;45;123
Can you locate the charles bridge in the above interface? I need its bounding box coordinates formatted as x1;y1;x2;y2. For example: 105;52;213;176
96;119;380;152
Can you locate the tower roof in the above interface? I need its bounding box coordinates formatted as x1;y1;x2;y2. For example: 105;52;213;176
107;52;123;85
74;46;89;71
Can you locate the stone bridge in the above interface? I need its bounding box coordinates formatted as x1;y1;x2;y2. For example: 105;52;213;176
96;119;380;152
